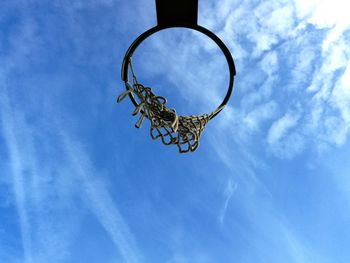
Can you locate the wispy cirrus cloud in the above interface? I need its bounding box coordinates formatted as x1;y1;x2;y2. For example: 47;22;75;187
199;0;350;159
60;131;142;263
0;85;142;262
218;177;237;224
0;2;142;261
0;84;83;262
0;11;76;262
0;88;33;263
151;2;350;261
267;109;304;158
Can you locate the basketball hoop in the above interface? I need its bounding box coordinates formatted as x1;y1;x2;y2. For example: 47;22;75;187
118;0;236;153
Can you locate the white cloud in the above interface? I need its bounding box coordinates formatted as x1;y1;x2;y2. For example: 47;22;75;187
267;110;306;158
260;51;279;76
329;64;350;144
244;101;279;132
294;0;350;29
268;111;300;145
219;178;237;224
209;0;350;158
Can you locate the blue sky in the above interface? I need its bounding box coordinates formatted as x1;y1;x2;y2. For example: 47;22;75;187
1;0;350;262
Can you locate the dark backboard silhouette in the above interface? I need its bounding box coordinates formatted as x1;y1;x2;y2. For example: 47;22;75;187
156;0;198;26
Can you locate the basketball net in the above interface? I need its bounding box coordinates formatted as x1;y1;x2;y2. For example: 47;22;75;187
117;59;211;153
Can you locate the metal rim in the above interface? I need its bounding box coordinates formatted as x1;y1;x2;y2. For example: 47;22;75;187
121;24;236;119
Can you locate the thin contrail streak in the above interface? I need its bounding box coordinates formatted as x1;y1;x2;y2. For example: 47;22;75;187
0;89;33;263
60;132;141;263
